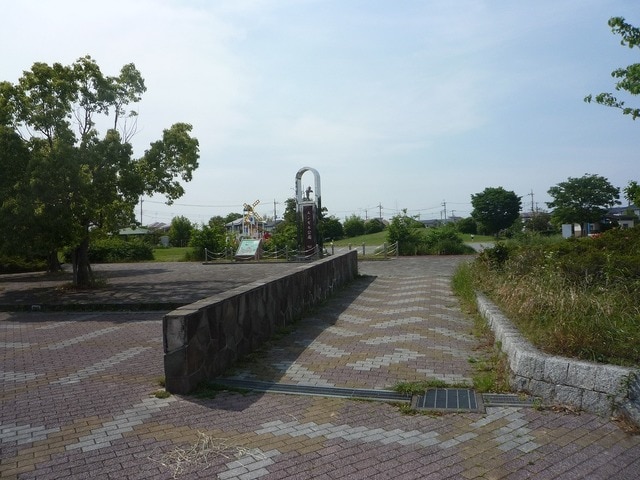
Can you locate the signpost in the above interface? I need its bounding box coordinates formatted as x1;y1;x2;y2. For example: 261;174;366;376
235;238;262;260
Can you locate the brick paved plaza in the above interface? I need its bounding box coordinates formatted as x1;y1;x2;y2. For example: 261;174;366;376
1;258;639;479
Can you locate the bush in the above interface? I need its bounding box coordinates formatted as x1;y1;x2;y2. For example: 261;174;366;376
423;226;473;255
456;217;477;235
78;238;154;263
364;218;385;234
0;255;47;273
188;223;228;261
387;211;423;254
343;215;366;238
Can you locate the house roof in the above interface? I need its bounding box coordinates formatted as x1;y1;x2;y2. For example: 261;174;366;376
118;227;150;236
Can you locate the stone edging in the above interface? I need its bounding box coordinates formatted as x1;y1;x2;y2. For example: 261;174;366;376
476;293;639;424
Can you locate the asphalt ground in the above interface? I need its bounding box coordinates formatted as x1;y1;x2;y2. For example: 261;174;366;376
1;257;639;479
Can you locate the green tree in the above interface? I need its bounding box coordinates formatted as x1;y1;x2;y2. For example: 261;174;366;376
189;223;227;260
524;211;554;233
456;217;477;235
343;215;366;238
0;56;199;286
319;216;343;241
386;210;423;255
208;215;226;226
471;187;522;236
585;17;640;119
546;174;620;235
224;212;243;224
169;216;193;247
364;218;385;234
624;181;640;206
268;198;298;251
282;198;298;224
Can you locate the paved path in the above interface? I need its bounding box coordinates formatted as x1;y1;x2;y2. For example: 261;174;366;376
1;258;639;479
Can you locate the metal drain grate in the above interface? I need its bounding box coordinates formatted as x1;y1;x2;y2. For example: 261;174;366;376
482;393;539;408
213;378;411;403
413;388;481;412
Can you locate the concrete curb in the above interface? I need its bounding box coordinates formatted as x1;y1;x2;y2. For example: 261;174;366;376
476;293;640;423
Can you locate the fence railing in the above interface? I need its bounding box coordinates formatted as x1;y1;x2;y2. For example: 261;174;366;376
203;242;398;263
326;242;398;258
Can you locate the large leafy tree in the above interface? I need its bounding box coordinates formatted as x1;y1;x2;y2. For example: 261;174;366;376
546;174;620;235
168;216;193;247
625;181;640;207
319;216;344;241
343;215;365;238
386;209;424;255
585;17;640;119
0;56;199;286
470;187;522;236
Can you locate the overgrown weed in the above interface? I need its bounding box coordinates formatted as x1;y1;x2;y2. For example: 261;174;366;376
467;228;640;366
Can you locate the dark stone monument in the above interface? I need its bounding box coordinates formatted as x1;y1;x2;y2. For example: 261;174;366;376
295;167;322;258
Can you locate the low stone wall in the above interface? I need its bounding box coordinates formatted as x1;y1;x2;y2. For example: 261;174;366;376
163;251;358;394
477;293;639;420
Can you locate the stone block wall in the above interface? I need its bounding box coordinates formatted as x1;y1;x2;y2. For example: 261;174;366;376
163;251;358;394
477;293;639;420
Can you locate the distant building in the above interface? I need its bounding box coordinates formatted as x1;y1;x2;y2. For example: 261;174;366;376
118;227;150;239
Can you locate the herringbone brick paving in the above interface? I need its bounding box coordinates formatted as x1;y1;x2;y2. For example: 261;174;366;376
1;258;639;479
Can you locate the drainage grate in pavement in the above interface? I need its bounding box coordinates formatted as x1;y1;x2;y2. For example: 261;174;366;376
213;378;411;403
482;393;539;408
413;388;481;412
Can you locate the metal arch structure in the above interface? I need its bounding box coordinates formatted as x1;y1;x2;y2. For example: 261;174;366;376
295;166;321;212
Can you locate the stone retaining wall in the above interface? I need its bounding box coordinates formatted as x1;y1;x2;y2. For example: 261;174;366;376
163;251;358;394
477;293;639;420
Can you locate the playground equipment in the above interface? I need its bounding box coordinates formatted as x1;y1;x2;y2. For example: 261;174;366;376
242;200;263;238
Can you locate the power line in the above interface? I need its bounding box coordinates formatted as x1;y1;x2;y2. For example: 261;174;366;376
143;199;244;208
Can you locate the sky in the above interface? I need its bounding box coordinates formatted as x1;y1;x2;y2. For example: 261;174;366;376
2;0;639;225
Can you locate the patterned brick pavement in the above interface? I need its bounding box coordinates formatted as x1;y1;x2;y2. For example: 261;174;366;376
1;257;639;479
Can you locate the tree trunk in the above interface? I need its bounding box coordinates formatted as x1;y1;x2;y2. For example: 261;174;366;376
46;250;61;272
72;236;93;288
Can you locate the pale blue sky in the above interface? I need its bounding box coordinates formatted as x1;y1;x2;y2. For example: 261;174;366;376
2;0;639;224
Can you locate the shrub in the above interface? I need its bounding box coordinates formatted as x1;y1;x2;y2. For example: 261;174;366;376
188;223;228;261
387;211;423;254
364;218;385;234
82;238;154;263
423;226;473;255
0;255;47;273
343;215;366;238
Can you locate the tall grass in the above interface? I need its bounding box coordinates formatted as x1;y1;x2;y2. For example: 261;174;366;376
467;229;640;366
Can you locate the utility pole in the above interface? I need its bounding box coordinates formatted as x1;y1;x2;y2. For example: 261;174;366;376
441;200;447;220
528;190;535;213
273;199;279;221
378;203;383;220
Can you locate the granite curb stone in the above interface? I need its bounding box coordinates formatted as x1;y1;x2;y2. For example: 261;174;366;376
476;292;640;422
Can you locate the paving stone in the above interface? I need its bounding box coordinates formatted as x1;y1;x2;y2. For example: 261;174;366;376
1;258;640;480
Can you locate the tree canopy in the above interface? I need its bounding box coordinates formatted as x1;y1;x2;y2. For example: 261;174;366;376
624;181;640;207
546;174;620;233
470;187;521;236
585;17;640;119
343;215;366;238
0;56;199;286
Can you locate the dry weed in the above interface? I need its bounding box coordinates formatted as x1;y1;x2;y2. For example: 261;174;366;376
149;431;266;478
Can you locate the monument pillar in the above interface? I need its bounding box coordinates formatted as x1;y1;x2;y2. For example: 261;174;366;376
295;167;322;258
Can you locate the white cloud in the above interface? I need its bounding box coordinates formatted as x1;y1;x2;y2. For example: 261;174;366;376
2;0;639;222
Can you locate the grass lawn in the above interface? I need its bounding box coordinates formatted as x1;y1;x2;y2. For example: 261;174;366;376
152;247;191;262
330;231;388;247
330;231;492;247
